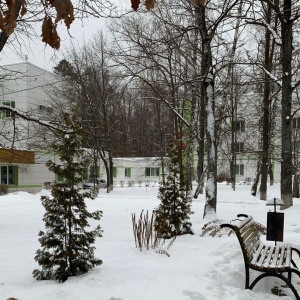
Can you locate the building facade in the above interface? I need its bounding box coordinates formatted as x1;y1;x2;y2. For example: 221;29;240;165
0;62;57;192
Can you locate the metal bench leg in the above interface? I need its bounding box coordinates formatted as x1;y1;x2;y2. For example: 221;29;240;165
245;265;250;289
249;273;300;300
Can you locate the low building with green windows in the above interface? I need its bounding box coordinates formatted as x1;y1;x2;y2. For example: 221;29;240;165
104;157;165;187
0;148;56;192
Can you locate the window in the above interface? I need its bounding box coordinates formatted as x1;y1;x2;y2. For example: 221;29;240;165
0;165;18;185
113;167;117;178
125;167;131;178
55;173;64;182
2;101;15;118
233;120;245;132
293;141;300;152
235;164;244;176
293;118;300;129
89;165;100;179
145;167;160;177
235;142;244;153
39;105;53;113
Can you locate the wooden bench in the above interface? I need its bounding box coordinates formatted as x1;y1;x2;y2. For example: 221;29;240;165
220;214;300;299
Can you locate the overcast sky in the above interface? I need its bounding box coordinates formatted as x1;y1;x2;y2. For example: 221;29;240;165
0;0;125;72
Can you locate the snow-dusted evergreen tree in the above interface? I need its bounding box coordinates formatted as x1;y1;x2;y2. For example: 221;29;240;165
33;112;103;283
154;142;193;238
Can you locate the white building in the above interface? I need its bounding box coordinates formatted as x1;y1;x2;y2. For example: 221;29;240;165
217;92;282;184
101;157;164;187
0;62;57;192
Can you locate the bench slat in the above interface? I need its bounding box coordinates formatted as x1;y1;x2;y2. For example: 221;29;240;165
270;245;281;267
251;243;264;264
256;245;270;266
239;218;255;234
242;228;260;260
263;246;275;267
278;246;286;268
285;244;291;268
237;216;255;230
247;236;261;259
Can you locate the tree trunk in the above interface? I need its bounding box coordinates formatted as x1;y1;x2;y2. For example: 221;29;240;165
268;158;274;186
226;0;243;192
280;0;293;209
109;154;114;191
203;69;217;218
251;158;261;196
198;5;217;218
292;172;299;198
260;4;273;201
0;0;22;52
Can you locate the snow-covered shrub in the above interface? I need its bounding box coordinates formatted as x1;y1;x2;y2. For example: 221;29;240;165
154;143;193;238
33;113;103;283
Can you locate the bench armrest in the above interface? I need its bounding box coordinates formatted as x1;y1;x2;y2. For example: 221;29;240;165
220;223;235;230
237;213;249;218
292;247;300;257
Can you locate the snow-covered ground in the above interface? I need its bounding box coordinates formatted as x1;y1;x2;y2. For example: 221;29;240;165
1;183;300;300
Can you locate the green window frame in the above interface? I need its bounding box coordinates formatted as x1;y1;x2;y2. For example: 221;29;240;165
235;164;244;176
125;167;131;178
145;167;160;177
2;101;15;118
113;167;117;178
0;165;18;185
55;173;64;182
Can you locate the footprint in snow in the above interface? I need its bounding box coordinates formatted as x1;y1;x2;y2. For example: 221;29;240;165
182;290;208;300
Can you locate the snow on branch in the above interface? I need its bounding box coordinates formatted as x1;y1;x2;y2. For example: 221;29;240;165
245;19;282;46
0;105;73;133
259;66;282;87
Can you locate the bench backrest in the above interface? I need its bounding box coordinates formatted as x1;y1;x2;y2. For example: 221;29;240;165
232;216;261;263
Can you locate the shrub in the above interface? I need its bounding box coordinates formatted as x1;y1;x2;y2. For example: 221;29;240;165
0;184;8;196
216;172;231;183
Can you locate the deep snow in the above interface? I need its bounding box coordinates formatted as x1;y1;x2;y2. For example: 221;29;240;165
1;183;300;300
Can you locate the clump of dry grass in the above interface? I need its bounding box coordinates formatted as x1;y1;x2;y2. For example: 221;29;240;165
131;210;176;256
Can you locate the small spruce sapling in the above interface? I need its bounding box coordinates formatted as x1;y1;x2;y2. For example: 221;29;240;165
33;113;103;282
154;142;193;238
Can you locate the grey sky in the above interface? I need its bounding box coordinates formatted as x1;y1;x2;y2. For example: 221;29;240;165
0;0;125;72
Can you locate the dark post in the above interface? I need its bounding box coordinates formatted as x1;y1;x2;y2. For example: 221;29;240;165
266;198;284;246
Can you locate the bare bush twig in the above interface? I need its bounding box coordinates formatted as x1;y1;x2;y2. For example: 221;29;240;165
131;210;176;256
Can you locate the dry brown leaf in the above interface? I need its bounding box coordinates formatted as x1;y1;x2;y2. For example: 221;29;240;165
131;0;140;11
46;0;74;28
189;0;206;7
41;16;60;49
0;11;4;30
145;0;155;10
0;0;27;36
3;0;18;35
